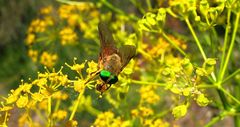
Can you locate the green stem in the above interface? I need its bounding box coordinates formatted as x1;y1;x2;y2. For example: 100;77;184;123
204;111;228;127
131;79;166;87
54;99;61;112
185;18;217;81
100;0;139;21
222;69;240;84
146;0;152;11
69;88;85;120
48;97;52;127
185;18;207;60
219;9;231;77
234;116;240;127
219;13;240;81
220;87;240;105
162;32;187;57
56;0;93;5
130;0;145;14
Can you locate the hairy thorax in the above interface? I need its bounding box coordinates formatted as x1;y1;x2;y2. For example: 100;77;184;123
103;53;122;75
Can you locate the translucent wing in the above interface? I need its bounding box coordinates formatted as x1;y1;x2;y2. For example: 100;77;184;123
98;22;118;58
118;45;136;70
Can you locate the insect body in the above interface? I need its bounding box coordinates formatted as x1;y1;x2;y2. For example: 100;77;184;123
96;22;136;93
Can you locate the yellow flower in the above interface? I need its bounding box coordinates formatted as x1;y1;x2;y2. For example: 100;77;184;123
147;37;170;57
18;113;28;127
90;10;99;18
153;119;170;127
52;110;67;120
57;75;69;86
68;62;85;73
67;14;80;26
143;119;153;126
25;33;35;45
6;94;18;104
58;5;75;19
59;27;77;45
26;100;37;109
93;111;114;127
43;16;54;26
76;2;93;11
131;109;139;117
66;120;78;127
86;60;98;75
16;94;29;108
40;6;53;15
139;106;154;117
29;19;48;33
21;83;32;93
31;93;45;102
38;99;48;110
32;78;47;87
52;91;68;100
139;86;160;104
28;49;38;62
74;79;85;93
0;105;13;111
40;52;58;68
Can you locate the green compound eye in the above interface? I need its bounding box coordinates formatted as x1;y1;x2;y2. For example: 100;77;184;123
108;75;118;84
99;70;111;82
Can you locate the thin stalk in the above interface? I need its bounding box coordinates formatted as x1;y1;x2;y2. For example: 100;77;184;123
100;0;139;21
185;18;207;60
162;32;187;57
220;87;240;105
185;17;230;109
48;97;52;127
219;9;231;77
146;0;152;11
204;111;228;127
131;79;166;87
222;69;240;84
69;88;85;120
54;99;61;113
219;13;240;81
130;0;145;14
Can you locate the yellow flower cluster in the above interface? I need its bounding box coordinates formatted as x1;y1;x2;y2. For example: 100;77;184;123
24;4;100;67
131;106;173;127
92;111;130;127
143;119;170;127
40;6;53;15
147;35;187;58
52;110;68;120
28;49;38;62
58;3;95;26
59;27;78;45
27;13;54;34
139;85;160;104
40;51;58;68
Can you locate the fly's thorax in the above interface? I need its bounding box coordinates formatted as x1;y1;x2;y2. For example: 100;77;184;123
103;53;122;75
